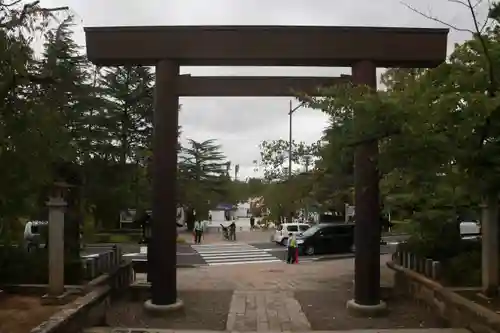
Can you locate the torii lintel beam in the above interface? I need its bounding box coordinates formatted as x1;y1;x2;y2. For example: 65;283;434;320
176;75;351;96
84;25;448;67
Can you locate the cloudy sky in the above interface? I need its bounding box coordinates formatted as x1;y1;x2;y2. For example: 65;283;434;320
41;0;488;179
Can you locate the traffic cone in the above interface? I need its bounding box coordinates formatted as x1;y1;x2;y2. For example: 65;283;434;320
295;248;299;264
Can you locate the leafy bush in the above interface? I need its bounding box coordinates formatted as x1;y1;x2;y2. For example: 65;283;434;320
0;246;83;285
400;233;482;286
401;236;480;262
441;250;481;286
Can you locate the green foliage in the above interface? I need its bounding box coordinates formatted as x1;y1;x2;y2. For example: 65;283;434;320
297;31;500;224
259;139;319;181
0;246;82;284
179;139;233;218
0;1;246;252
400;237;482;286
443;250;482;286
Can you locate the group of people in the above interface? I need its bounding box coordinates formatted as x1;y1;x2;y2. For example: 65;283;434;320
192;219;237;244
224;221;237;241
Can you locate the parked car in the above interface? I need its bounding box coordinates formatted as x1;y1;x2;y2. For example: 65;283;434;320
460;220;481;239
318;212;344;223
23;220;48;250
297;223;355;255
273;223;310;245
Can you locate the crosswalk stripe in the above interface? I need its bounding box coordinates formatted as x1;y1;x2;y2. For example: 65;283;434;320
203;253;273;260
192;242;282;266
192;242;248;247
190;248;265;254
206;259;282;266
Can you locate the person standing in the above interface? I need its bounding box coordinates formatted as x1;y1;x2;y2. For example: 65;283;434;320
287;233;298;264
250;216;255;230
194;219;204;244
229;221;236;241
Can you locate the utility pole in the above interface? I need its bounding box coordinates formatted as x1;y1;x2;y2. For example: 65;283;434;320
288;100;304;223
288;100;293;179
288;100;304;179
304;155;311;222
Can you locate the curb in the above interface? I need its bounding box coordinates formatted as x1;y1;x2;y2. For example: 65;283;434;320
131;260;202;273
310;253;355;261
176;264;199;268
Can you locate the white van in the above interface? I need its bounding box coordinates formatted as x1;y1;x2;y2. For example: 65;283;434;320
23;220;48;250
273;223;310;245
460;221;481;239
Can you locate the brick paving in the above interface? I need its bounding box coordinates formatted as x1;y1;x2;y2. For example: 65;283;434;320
170;253;373;291
226;290;310;331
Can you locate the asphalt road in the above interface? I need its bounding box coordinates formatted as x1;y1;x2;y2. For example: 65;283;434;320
81;236;402;267
251;241;398;262
82;234;406;254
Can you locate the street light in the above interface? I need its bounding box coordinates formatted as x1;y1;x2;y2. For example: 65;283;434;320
288;100;305;179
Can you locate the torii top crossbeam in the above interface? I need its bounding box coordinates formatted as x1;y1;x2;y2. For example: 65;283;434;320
84;25;448;67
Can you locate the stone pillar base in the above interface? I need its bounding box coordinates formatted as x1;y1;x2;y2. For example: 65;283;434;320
144;299;184;315
41;291;72;305
346;299;387;317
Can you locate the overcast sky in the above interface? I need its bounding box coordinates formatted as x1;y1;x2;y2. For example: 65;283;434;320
41;0;488;179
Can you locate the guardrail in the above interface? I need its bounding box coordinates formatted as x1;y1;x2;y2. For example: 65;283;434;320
391;246;441;281
81;245;122;280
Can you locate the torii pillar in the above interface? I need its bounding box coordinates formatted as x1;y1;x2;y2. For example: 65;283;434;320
346;60;387;316
144;59;184;312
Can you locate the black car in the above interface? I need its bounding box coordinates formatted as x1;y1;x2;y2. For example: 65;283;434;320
296;223;355;255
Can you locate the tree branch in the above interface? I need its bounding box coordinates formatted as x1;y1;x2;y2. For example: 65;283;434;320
0;1;68;28
400;1;474;33
347;129;402;147
401;0;496;151
3;0;23;7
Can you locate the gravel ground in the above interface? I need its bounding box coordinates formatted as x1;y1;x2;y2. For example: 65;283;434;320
0;295;65;333
295;274;446;330
106;290;233;330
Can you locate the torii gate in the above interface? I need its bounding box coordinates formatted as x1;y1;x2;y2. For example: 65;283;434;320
84;25;448;316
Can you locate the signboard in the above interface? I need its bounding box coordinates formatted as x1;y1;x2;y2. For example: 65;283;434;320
120;209;136;224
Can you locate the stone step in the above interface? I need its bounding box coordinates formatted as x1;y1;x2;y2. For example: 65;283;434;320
85;328;470;333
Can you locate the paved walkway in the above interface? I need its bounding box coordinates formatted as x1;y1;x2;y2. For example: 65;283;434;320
99;255;463;332
86;328;468;333
226;290;311;331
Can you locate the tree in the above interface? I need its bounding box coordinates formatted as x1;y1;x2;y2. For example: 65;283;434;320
259;139;319;181
82;66;154;228
300;23;500;243
179;139;230;226
0;1;70;240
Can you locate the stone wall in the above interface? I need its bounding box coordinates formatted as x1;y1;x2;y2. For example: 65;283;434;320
388;261;500;333
30;262;134;333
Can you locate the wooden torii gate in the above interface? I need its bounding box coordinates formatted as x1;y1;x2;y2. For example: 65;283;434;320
84;25;448;316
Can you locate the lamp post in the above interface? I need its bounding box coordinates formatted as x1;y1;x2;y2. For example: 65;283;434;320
288;100;305;179
288;100;305;223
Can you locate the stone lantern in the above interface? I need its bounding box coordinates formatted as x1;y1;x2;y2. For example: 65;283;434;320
42;181;72;305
